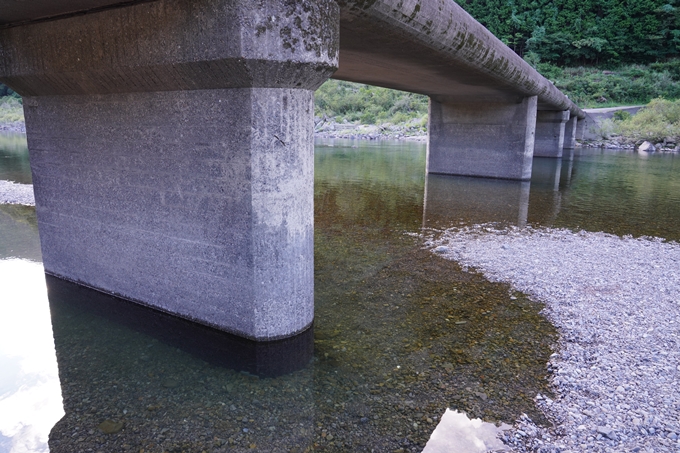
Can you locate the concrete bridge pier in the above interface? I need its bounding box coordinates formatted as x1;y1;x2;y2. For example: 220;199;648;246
564;116;578;149
0;0;339;341
427;96;538;180
534;110;570;157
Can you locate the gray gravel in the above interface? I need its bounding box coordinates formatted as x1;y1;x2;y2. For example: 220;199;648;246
0;180;35;205
429;225;680;453
0;121;26;133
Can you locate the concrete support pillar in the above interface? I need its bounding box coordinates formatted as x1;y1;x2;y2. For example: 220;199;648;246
564;115;578;149
534;110;570;157
427;96;537;180
576;118;586;141
0;0;339;340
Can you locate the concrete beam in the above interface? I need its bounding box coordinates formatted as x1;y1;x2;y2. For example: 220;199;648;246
534;110;569;158
427;96;537;180
564;115;578;149
335;0;584;119
0;0;130;27
1;0;339;341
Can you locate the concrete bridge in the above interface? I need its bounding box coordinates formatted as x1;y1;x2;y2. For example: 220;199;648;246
0;0;584;341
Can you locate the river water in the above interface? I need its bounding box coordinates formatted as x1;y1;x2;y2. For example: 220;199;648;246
1;135;679;453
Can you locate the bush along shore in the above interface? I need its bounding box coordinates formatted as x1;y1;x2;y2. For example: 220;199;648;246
585;98;680;152
314;116;427;141
0;96;25;133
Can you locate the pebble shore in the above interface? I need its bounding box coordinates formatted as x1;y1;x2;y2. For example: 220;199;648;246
429;226;680;453
0;121;26;133
0;180;34;205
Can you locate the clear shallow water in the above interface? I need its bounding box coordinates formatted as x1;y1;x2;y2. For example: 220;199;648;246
1;136;680;452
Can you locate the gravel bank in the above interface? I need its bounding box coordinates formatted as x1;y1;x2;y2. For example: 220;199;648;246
428;226;680;453
0;121;26;133
0;180;34;205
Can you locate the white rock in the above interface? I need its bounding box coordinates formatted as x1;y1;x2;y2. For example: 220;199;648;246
638;141;656;152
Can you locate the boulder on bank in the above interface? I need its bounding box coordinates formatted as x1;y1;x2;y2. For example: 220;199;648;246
637;141;656;153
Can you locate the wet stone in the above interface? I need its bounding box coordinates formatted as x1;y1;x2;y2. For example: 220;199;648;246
98;420;124;434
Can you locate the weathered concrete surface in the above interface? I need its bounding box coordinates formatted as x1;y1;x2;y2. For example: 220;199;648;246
534;110;569;158
0;0;338;95
335;0;584;119
564;116;578;149
427;96;537;180
0;0;132;26
1;0;339;341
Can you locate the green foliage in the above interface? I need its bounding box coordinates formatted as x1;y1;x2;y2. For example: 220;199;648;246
613;110;633;121
542;63;680;107
0;83;21;102
315;80;428;125
0;96;24;123
456;0;680;65
615;98;680;142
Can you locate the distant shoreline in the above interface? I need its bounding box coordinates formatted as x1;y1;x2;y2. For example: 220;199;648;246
0;180;34;206
0;121;25;133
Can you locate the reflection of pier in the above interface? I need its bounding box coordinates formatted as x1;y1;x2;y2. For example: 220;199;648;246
423;155;575;229
47;276;314;379
47;275;316;452
423;175;530;228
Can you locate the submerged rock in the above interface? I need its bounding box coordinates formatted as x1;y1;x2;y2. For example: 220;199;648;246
98;419;124;434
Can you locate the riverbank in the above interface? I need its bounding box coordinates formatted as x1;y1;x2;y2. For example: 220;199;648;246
0;122;25;133
0;180;34;205
428;225;680;453
314;117;427;141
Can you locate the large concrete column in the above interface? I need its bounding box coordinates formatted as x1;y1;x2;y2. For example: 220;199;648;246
564;115;578;149
0;0;339;340
534;110;569;157
427;96;537;180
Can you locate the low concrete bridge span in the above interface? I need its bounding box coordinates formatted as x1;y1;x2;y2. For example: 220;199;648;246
0;0;583;341
336;0;584;178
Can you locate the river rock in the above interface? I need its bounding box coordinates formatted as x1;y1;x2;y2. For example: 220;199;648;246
638;141;656;152
98;419;124;434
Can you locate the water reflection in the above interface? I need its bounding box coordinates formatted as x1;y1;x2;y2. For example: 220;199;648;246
550;148;680;240
47;276;316;453
0;259;63;453
423;409;510;453
423;175;530;228
47;275;314;379
0;133;31;184
0;204;41;261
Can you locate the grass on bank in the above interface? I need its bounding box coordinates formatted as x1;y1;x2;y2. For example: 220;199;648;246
0;96;24;124
603;98;680;144
533;61;680;108
314;79;428;133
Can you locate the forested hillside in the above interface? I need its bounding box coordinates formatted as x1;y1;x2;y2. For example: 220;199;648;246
456;0;680;66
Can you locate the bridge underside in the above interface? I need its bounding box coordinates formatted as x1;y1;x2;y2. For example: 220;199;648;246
0;0;583;340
